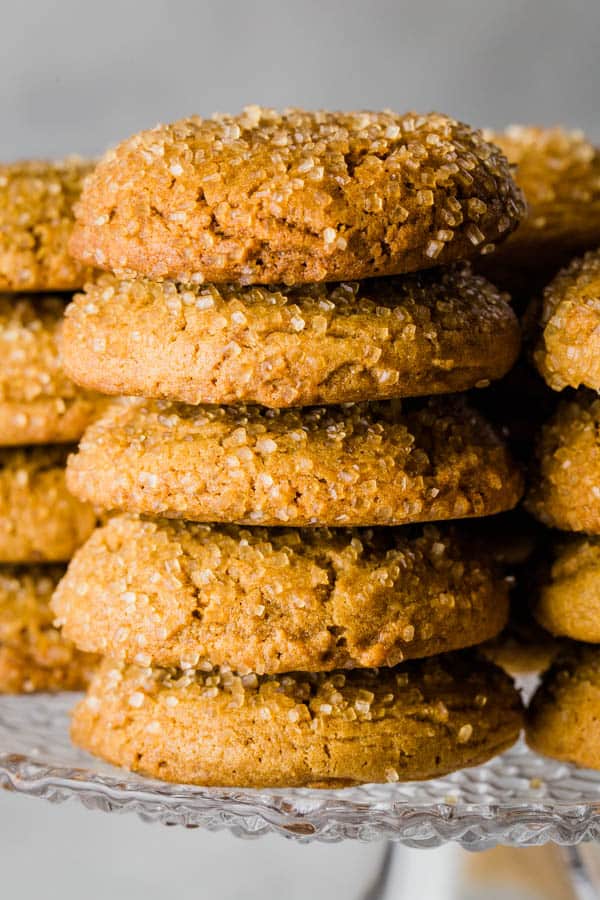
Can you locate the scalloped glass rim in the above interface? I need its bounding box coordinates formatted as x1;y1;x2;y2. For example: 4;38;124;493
2;692;600;847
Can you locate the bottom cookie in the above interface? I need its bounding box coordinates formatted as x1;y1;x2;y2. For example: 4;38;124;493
72;653;523;788
527;645;600;770
0;565;97;693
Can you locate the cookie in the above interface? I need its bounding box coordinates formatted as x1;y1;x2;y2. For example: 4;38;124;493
534;250;600;392
0;158;93;292
63;266;520;408
67;397;523;527
479;126;600;294
72;652;523;787
0;565;96;692
527;644;600;770
533;535;600;643
0;294;105;445
53;515;509;673
0;446;96;563
526;391;600;534
69;107;524;285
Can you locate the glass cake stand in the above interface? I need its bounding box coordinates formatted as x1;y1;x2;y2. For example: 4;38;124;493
2;691;600;855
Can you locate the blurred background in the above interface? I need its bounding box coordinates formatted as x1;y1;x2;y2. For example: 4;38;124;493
1;0;599;160
1;0;599;897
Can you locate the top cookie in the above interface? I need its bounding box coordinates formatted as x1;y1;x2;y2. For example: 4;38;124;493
69;107;524;284
0;159;93;292
479;126;600;292
534;250;600;392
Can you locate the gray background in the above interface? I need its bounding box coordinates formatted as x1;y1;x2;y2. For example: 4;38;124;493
1;0;599;160
1;0;599;897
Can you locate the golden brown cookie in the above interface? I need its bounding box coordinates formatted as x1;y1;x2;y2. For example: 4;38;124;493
526;391;600;534
72;652;523;787
0;565;96;692
63;267;520;408
533;535;600;642
67;397;523;527
0;294;105;445
527;644;600;770
534;250;600;392
0;446;96;563
69;108;524;285
479;126;600;295
0;159;93;292
53;515;509;673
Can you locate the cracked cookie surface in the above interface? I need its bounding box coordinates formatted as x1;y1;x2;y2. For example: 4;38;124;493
67;397;523;527
63;266;519;407
72;652;523;786
70;107;523;284
53;515;509;673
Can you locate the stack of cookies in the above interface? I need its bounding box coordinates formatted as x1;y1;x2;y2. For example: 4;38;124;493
470;127;600;678
479;125;600;298
463;123;600;769
525;249;600;767
52;108;527;787
0;160;100;692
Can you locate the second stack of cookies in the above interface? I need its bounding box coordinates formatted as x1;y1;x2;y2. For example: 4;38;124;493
0;159;100;692
54;107;526;787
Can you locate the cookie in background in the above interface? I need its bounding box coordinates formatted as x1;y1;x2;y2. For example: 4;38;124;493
479;126;600;300
0;159;93;292
0;566;96;693
526;390;600;534
0;154;98;694
534;249;600;393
